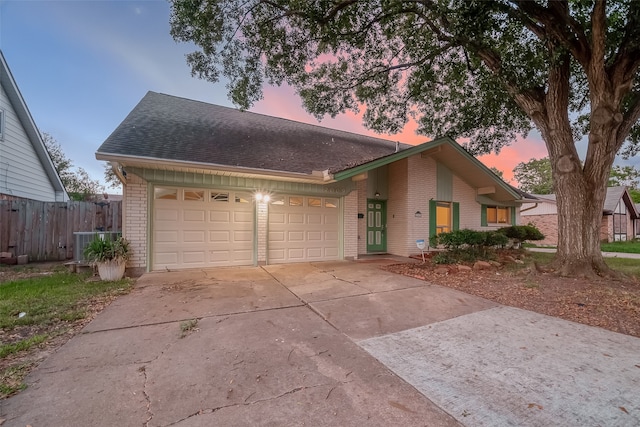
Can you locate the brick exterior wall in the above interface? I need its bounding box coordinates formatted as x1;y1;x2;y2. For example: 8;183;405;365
256;200;268;264
123;173;148;273
523;214;559;246
453;175;481;229
343;190;358;259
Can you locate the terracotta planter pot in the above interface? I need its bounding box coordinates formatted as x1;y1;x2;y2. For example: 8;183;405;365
97;260;126;281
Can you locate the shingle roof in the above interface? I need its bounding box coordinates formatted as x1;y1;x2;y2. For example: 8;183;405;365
603;186;626;212
97;91;411;175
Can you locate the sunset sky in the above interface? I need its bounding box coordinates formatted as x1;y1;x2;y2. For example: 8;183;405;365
0;1;630;189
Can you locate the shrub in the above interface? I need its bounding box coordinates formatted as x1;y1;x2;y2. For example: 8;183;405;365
83;236;130;264
430;229;509;263
497;224;545;247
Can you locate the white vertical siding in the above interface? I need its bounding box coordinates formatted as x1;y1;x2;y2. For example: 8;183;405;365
0;84;58;201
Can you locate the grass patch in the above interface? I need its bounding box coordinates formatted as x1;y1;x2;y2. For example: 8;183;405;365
600;240;640;254
180;319;198;338
0;334;48;358
0;267;133;398
0;271;129;329
0;363;33;398
528;251;640;279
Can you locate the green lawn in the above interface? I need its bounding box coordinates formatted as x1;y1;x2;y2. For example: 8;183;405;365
529;252;640;279
600;240;640;254
0;267;132;398
526;240;640;254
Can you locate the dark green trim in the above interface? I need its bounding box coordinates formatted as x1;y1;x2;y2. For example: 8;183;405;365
429;200;437;238
453;202;460;231
332;136;521;200
511;207;517;225
480;204;488;227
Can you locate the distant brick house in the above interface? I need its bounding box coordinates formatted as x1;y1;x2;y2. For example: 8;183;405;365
520;187;639;245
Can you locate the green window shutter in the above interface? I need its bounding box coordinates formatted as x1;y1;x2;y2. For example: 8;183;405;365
511;207;516;225
480;204;488;227
429;200;437;238
453;202;460;231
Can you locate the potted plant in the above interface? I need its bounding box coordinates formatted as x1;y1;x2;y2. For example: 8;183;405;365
83;235;130;281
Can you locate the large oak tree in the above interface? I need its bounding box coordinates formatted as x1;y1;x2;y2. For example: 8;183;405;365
170;0;640;277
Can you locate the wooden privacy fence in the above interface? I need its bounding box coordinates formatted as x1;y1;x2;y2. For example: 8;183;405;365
0;200;122;261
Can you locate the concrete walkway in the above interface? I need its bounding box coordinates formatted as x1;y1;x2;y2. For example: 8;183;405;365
1;260;639;426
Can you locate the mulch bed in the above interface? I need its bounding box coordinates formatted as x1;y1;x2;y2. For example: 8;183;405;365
383;252;640;338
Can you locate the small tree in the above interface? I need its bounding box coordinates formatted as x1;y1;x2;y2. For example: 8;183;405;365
43;133;104;201
513;158;554;194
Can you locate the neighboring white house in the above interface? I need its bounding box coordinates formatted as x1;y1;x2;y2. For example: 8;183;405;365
0;50;67;202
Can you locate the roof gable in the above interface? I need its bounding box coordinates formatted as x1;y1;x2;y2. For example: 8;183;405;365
0;50;67;200
97;91;410;177
333;136;521;202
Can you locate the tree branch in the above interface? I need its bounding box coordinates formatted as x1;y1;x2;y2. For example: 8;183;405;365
510;0;591;67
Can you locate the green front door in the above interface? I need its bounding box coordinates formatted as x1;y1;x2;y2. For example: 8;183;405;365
367;200;387;252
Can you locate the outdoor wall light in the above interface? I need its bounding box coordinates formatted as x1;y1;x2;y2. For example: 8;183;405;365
255;193;270;202
374;191;380;198
415;211;422;218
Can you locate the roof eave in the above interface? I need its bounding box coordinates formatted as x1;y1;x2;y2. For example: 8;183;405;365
95;152;335;184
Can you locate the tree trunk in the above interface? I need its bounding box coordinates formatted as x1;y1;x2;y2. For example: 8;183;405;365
541;115;617;278
553;168;610;277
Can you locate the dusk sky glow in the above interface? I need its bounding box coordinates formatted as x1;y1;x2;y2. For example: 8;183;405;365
1;1;633;190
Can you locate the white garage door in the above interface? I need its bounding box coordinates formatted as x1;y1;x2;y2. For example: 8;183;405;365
152;187;254;270
268;195;340;263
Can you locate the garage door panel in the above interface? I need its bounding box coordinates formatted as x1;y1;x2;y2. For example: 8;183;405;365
325;231;339;240
324;247;339;257
234;211;253;222
156;209;179;221
307;214;322;224
268;195;340;264
209;211;231;222
153;188;254;270
325;215;339;225
184;210;206;222
288;213;305;224
183;251;206;264
307;248;322;258
269;231;285;242
183;231;206;243
270;213;285;224
234;231;253;242
155;231;178;243
287;248;305;260
209;230;230;243
288;231;305;241
155;252;178;265
307;231;322;241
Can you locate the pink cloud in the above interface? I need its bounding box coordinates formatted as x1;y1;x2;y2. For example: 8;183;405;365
478;135;548;183
252;85;549;186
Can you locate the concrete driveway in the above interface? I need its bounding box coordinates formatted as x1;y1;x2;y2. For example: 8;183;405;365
1;259;639;426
